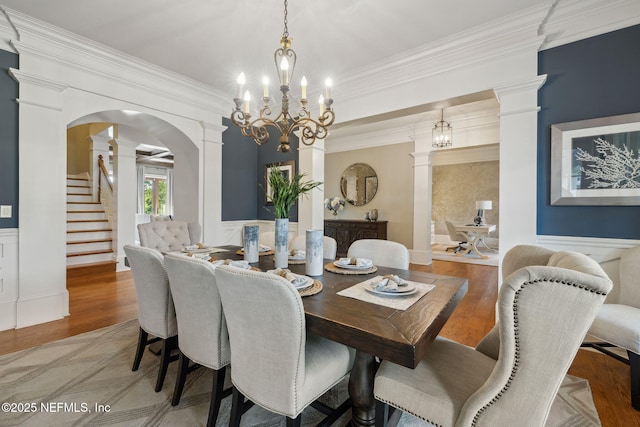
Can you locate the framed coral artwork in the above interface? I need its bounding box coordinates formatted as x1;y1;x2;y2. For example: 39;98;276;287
550;112;640;205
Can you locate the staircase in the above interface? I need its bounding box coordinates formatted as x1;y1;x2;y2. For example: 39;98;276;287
66;175;116;274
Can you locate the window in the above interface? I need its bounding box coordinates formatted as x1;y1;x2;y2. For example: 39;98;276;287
144;175;167;215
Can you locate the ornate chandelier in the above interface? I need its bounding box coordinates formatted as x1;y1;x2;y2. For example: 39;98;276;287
231;0;335;153
432;109;453;148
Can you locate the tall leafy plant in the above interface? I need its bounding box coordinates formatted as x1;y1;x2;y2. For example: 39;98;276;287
265;166;322;219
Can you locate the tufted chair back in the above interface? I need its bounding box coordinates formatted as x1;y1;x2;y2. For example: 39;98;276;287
138;220;201;252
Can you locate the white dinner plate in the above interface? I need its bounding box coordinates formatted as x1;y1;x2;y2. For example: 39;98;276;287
365;285;417;297
333;259;373;270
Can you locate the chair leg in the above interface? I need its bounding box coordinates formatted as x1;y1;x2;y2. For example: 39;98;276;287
629;351;640;411
132;327;148;371
229;387;244;427
206;366;227;427
172;353;191;406
286;414;302;427
155;336;178;392
375;400;389;427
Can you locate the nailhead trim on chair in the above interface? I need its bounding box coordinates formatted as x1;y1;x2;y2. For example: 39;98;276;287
471;277;607;426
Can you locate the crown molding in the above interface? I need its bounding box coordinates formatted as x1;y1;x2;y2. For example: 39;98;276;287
540;0;640;51
0;8;17;53
2;7;227;114
337;3;550;101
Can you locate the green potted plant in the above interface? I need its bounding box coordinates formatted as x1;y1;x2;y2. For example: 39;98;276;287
265;166;322;267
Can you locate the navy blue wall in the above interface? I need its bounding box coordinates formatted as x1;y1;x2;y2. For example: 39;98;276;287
221;118;299;221
537;24;640;239
221;117;259;220
0;50;18;229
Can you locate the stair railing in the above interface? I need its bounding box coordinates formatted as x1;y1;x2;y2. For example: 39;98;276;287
97;154;115;228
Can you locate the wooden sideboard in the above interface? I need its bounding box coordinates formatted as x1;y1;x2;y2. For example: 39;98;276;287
324;219;388;258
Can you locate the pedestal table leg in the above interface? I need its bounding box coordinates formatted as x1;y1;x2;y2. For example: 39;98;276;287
348;350;377;427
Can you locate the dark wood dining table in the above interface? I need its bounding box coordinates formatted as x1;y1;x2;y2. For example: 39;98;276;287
211;246;468;427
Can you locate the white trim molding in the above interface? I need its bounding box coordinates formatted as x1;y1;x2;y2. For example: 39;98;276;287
0;229;18;331
536;235;640;264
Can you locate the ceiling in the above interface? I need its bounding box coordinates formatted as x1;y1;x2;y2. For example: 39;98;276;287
0;0;550;99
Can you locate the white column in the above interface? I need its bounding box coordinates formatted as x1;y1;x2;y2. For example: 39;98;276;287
494;75;547;268
201;121;226;245
90;135;111;202
112;139;137;271
411;132;433;265
298;139;326;235
11;70;70;328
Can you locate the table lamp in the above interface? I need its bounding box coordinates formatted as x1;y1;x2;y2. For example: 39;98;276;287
474;200;492;226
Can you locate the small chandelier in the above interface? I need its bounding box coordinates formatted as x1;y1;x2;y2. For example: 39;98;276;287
432;109;453;148
231;0;335;153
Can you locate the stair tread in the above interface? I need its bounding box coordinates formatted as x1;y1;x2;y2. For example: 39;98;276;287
67;239;112;245
67;219;109;223
67;249;114;257
67;229;112;233
67;202;101;204
67;210;106;213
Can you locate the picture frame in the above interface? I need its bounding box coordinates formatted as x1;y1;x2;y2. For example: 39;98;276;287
550;112;640;206
264;160;295;205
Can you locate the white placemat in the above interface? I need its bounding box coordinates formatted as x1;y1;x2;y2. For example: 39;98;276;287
337;275;436;310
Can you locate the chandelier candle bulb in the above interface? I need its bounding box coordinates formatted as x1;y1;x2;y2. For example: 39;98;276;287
280;57;289;86
319;95;325;116
243;91;251;114
325;78;332;99
237;72;245;99
262;76;269;97
301;76;307;100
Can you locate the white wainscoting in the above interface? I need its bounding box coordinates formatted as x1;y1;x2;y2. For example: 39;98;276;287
0;229;18;331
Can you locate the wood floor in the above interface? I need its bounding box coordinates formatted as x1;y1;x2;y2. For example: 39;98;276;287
0;260;637;426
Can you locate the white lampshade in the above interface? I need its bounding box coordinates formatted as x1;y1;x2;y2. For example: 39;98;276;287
475;200;492;210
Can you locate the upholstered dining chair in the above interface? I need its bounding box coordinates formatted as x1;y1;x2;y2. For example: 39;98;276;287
583;245;640;410
215;265;355;427
445;220;467;253
289;235;338;260
123;244;178;393
347;239;410;269
138;220;201;252
374;245;612;426
164;254;231;426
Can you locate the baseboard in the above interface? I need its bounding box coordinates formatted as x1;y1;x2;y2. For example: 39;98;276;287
16;291;69;329
0;300;17;331
410;249;432;265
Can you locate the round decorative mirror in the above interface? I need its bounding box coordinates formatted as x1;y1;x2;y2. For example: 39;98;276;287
340;163;378;206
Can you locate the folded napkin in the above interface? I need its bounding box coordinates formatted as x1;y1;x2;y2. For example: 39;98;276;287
371;274;408;292
267;268;308;287
289;249;305;259
210;259;250;270
338;257;373;268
